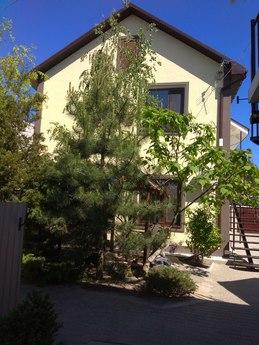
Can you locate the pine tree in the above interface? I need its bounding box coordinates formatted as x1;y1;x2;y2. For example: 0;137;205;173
51;17;166;277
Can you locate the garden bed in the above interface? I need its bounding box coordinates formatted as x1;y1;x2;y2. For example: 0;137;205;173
81;254;211;297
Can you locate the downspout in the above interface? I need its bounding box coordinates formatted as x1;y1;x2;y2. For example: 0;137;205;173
217;67;231;257
217;70;246;147
217;62;230;148
218;90;224;147
217;64;246;257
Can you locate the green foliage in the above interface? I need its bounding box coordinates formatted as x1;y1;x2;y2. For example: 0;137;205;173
148;228;171;253
44;261;83;284
145;266;196;297
0;291;61;345
186;207;222;260
22;253;83;284
0;20;57;263
105;261;130;281
142;106;259;219
0;19;48;202
116;224;170;262
47;16;164;275
22;253;45;283
117;229;146;259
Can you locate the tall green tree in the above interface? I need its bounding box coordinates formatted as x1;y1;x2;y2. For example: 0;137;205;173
50;17;167;276
142;106;259;219
142;106;259;261
0;19;47;202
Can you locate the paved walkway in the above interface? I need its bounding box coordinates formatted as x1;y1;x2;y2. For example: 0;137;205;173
22;262;259;345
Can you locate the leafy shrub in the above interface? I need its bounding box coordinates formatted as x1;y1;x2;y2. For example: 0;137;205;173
0;291;61;345
22;253;45;283
44;261;82;284
145;266;196;297
106;261;132;281
147;227;171;253
118;230;146;259
117;226;170;260
186;207;222;262
22;253;83;284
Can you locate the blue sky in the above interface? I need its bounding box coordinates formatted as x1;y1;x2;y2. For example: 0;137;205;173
1;0;259;165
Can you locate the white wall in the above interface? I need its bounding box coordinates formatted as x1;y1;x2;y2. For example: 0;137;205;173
37;14;223;242
38;14;221;152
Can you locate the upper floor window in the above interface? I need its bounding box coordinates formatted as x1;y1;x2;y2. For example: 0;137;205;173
150;88;185;114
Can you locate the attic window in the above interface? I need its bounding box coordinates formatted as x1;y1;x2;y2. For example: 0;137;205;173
117;35;140;69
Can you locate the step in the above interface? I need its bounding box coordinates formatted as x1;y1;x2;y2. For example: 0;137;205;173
229;261;259;269
229;232;259;238
232;247;259;251
229;254;259;259
230;240;259;245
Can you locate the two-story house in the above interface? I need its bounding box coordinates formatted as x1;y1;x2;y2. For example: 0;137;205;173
33;3;248;255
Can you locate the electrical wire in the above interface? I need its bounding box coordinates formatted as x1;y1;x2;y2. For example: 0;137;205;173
195;37;251;117
0;0;19;13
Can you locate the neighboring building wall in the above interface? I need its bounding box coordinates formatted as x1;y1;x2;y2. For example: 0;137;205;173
37;14;223;244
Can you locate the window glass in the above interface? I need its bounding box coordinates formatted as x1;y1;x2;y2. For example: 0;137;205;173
170;93;182;113
150;89;168;108
139;179;181;227
150;88;184;114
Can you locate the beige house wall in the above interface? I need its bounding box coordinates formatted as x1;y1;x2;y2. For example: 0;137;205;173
37;14;223;244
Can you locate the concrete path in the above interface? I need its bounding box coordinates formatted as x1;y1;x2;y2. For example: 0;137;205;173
22;262;259;345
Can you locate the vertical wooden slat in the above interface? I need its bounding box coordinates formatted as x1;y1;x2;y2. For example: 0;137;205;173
0;204;10;314
0;203;26;316
2;205;16;314
14;207;26;310
7;207;21;312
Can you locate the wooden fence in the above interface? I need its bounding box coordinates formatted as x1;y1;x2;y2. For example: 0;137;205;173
0;203;27;316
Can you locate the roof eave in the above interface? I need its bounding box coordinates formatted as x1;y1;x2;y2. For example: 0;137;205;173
34;2;246;99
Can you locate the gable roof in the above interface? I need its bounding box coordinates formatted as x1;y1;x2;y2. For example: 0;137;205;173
35;3;246;98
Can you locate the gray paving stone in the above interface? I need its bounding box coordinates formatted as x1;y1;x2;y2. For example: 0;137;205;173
21;262;259;345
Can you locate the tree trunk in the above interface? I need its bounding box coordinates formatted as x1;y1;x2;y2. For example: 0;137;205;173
142;191;150;271
147;238;171;263
192;252;203;266
96;249;104;279
110;226;115;252
96;232;105;279
57;237;62;260
142;221;149;270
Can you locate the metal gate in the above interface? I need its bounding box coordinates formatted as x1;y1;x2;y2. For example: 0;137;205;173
0;203;27;316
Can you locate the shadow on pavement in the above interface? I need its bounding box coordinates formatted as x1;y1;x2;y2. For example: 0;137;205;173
22;275;259;345
218;277;259;305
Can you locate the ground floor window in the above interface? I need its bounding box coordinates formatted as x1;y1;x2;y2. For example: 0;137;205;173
139;178;182;228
